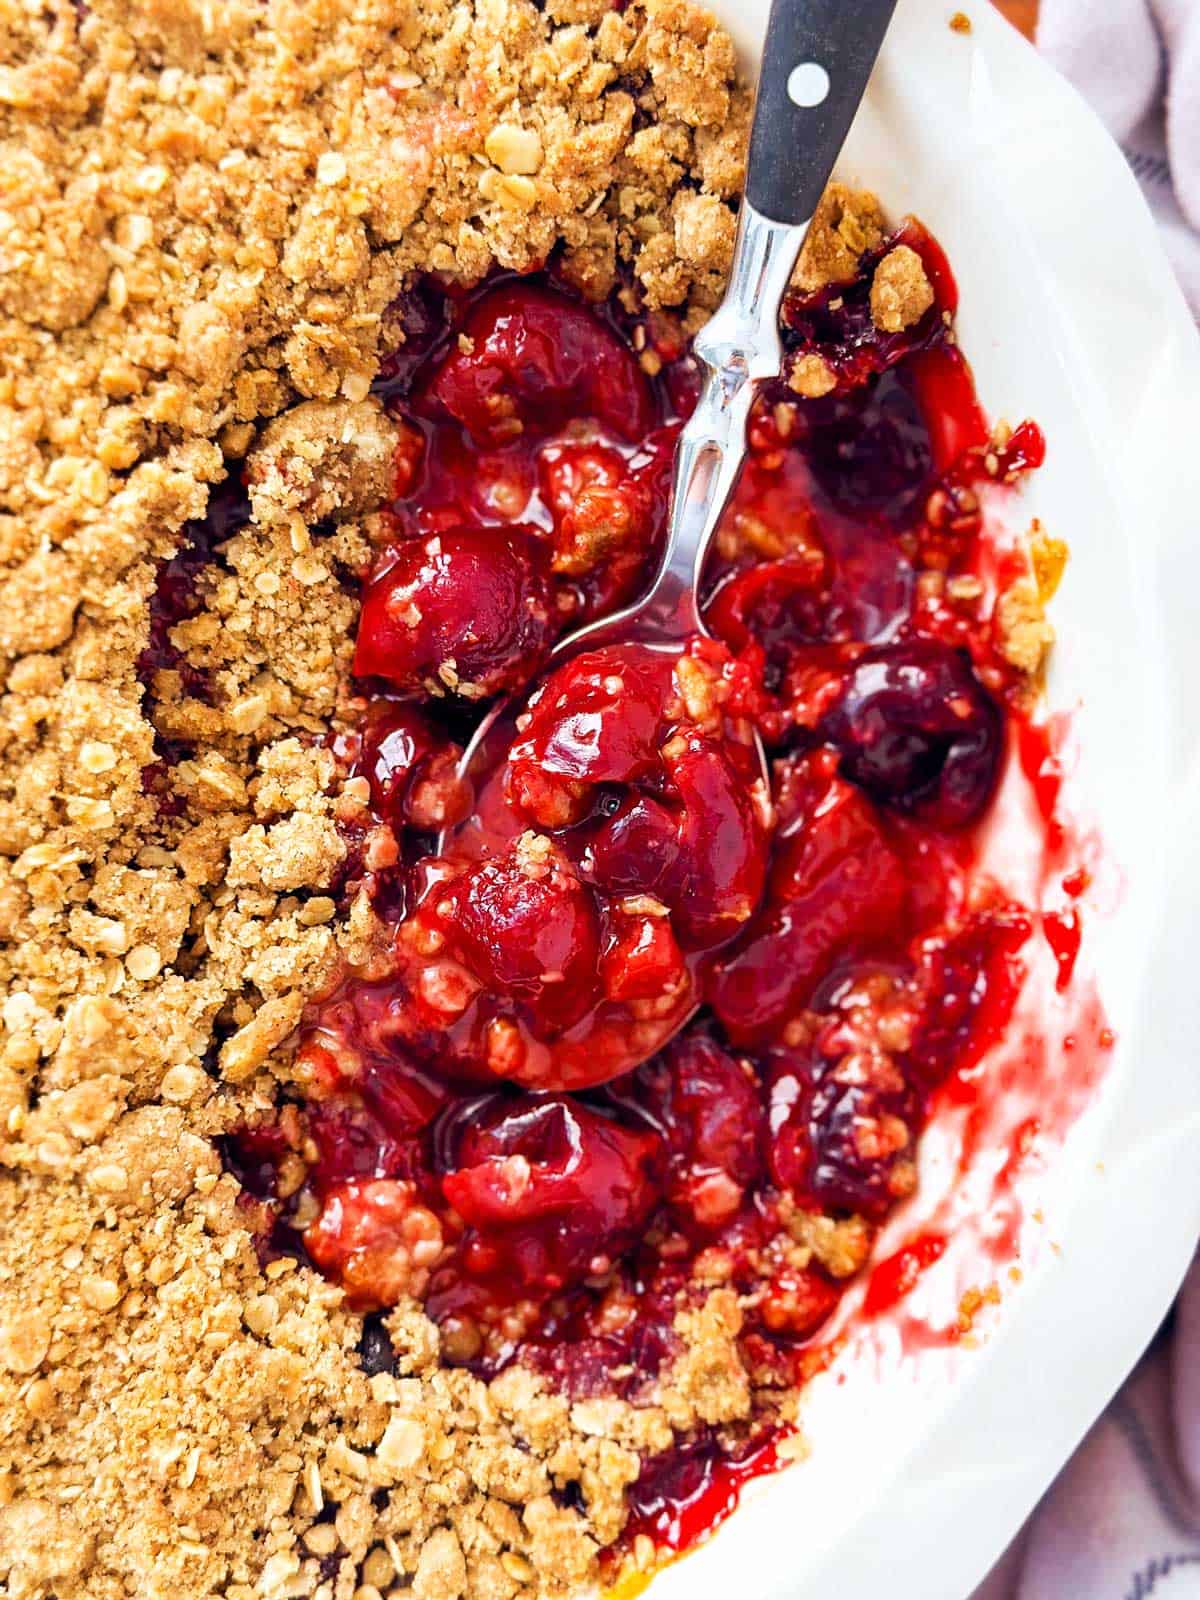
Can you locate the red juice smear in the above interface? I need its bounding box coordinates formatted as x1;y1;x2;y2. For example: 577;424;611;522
1017;718;1067;850
616;1431;788;1560
1043;908;1082;992
862;1233;948;1317
995;1116;1043;1191
907;345;989;473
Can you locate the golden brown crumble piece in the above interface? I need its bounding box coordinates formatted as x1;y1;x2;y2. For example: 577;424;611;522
997;576;1057;678
1031;527;1069;604
788;352;838;399
246;399;401;531
785;1206;874;1280
869;243;936;334
792;181;887;293
996;523;1068;682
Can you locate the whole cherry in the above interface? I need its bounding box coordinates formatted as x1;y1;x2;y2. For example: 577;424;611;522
607;1030;765;1230
706;776;907;1045
441;1096;663;1294
421;281;655;446
354;524;557;699
818;638;1003;828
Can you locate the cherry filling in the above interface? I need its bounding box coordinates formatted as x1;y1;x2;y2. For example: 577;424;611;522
707;768;910;1046
606;1031;766;1229
419;280;655;448
439;1096;662;1295
354;523;558;698
223;228;1056;1559
312;639;770;1097
504;640;770;948
818;639;1003;829
352;700;470;833
358;280;680;686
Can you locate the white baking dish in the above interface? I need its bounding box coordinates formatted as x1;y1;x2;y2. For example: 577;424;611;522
647;2;1200;1595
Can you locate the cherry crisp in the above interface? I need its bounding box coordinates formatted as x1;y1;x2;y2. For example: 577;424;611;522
0;3;1067;1591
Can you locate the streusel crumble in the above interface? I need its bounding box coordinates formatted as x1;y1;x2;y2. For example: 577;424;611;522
0;1;1063;1597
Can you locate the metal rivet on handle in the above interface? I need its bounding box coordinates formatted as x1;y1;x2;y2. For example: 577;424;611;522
787;61;831;108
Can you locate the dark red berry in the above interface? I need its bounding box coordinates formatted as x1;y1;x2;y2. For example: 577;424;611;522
441;1096;662;1293
421;281;654;446
818;638;1003;829
354;524;557;698
707;779;907;1045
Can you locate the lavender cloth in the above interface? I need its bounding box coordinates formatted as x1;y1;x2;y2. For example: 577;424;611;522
1037;0;1200;314
969;5;1200;1592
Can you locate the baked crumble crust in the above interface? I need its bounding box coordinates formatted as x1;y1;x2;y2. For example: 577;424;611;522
0;0;1052;1595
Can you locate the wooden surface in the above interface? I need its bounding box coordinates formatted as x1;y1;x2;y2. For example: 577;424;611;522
992;0;1037;39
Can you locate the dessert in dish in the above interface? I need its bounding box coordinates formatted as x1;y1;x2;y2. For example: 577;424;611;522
0;1;1069;1597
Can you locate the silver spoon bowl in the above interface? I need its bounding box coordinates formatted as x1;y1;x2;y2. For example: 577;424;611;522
437;201;809;856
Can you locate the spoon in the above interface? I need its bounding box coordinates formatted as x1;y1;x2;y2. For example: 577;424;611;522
440;0;900;855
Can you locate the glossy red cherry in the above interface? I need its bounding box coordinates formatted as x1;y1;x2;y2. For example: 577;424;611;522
767;1044;918;1219
800;371;938;523
506;645;676;827
362;1055;452;1137
608;1032;765;1230
301;972;467;1097
706;778;907;1045
441;1096;663;1293
306;1100;419;1193
422;282;654;446
355;701;470;832
664;736;769;950
906;344;989;474
507;645;768;953
818;638;1003;829
517;645;674;784
586;794;681;899
599;911;687;1004
434;841;601;1036
354;524;557;698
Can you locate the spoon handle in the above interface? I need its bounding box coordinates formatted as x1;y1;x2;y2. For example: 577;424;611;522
618;0;899;647
638;206;808;643
747;0;900;227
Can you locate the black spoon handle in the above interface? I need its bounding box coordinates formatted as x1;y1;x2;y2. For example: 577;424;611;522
746;0;900;226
